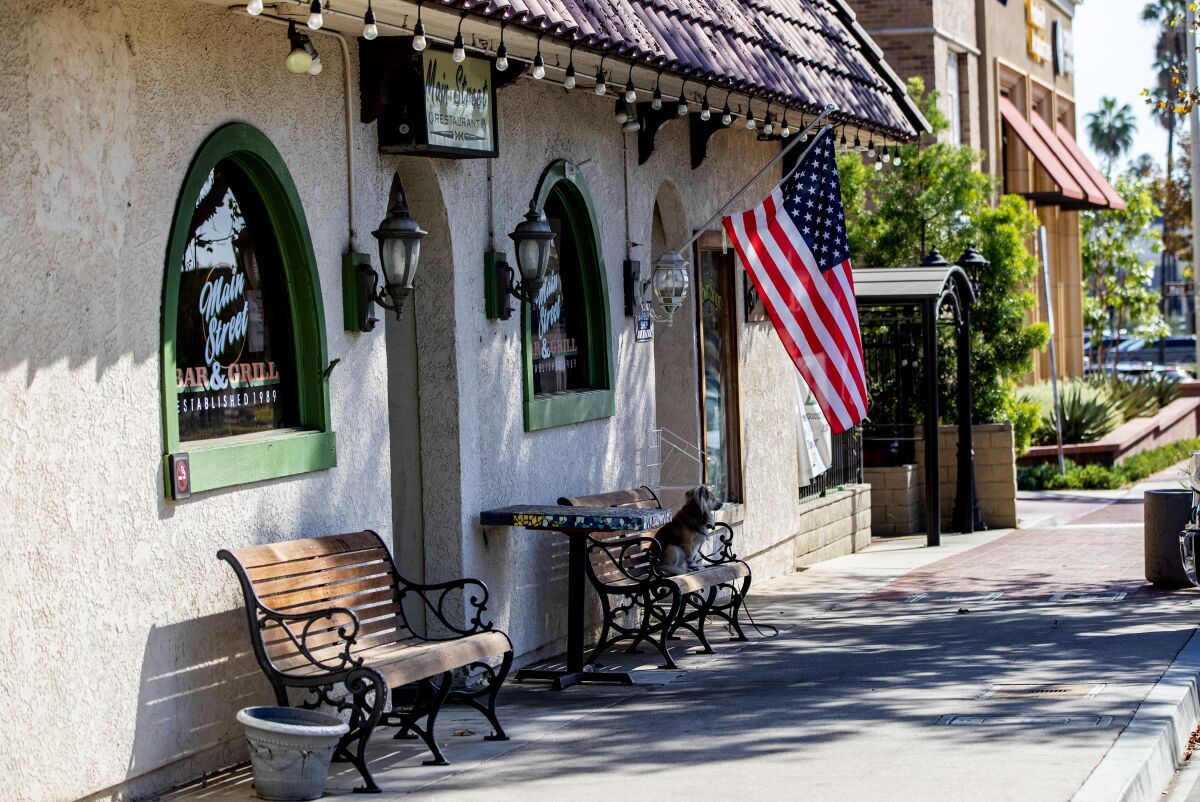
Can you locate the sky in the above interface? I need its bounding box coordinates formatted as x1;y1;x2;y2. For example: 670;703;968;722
1073;0;1170;171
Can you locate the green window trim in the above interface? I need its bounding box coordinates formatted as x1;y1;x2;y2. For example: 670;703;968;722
521;160;615;431
160;122;335;497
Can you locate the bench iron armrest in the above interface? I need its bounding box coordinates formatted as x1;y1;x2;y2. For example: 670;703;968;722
397;576;495;639
256;603;364;676
587;533;668;584
697;522;739;564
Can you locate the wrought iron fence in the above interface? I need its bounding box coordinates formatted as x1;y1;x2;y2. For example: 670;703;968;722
799;426;863;503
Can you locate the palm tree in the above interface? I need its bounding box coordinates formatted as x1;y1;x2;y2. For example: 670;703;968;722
1087;98;1138;176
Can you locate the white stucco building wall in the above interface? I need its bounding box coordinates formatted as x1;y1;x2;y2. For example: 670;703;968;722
0;2;870;799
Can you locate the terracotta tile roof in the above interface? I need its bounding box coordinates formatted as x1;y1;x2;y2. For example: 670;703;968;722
438;0;928;139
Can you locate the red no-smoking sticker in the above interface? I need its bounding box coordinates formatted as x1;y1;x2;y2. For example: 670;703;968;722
168;453;191;500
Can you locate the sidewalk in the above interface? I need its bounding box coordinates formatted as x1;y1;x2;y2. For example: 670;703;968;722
169;487;1200;802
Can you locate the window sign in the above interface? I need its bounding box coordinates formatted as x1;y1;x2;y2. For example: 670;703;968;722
175;161;297;441
1053;22;1074;77
531;209;590;394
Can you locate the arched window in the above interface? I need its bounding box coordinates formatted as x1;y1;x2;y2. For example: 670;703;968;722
522;160;614;431
161;123;334;496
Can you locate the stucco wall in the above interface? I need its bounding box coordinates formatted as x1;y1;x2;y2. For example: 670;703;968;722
0;3;395;799
2;2;867;799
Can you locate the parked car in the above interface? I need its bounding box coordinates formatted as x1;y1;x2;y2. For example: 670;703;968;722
1114;335;1197;367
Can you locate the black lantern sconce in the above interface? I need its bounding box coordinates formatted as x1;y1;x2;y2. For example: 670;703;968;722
638;250;691;326
955;243;988;296
485;202;556;321
348;186;426;331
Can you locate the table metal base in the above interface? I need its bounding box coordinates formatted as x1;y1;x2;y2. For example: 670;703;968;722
516;664;635;690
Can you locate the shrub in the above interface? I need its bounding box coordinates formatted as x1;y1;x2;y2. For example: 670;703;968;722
1006;397;1042;457
1091;373;1181;422
1017;436;1200;490
1020;380;1121;445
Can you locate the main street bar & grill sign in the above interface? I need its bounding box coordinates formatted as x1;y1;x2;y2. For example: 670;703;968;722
377;46;498;158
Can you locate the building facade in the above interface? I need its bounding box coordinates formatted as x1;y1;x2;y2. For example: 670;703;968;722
0;1;922;799
856;0;1123;380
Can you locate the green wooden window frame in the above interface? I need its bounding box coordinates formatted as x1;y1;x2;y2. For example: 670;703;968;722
521;160;615;431
160;123;335;496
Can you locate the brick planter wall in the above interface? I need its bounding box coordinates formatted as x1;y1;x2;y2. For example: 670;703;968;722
915;423;1018;530
793;484;873;568
864;465;921;536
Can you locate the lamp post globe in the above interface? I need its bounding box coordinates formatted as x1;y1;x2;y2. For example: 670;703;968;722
372;196;426;318
652;250;690;319
955;243;988;295
509;202;555;295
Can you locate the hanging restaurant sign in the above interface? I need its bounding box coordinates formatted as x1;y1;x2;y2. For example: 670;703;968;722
374;45;499;158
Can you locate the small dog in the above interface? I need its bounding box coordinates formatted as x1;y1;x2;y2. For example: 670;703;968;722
655;485;722;575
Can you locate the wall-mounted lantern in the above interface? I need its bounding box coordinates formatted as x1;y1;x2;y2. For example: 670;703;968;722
348;191;426;331
641;250;691;326
486;202;556;321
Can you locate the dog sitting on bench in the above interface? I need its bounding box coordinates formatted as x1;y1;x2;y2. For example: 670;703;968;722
655;485;722;575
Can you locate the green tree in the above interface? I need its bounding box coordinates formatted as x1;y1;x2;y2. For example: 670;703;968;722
1086;97;1138;176
1083;173;1168;370
839;78;1048;428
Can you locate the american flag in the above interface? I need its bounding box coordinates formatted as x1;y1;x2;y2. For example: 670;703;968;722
722;127;867;433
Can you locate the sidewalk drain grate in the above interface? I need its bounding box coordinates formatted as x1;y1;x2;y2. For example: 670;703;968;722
937;715;1114;727
904;592;1003;604
981;683;1105;699
1048;592;1128;603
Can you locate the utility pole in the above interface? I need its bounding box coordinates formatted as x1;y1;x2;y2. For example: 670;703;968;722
1189;5;1200;369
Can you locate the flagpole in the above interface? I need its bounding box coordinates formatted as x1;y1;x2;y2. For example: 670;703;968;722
674;103;838;256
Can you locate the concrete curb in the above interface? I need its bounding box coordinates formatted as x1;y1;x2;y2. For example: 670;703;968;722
1017;514;1058;530
1071;628;1200;802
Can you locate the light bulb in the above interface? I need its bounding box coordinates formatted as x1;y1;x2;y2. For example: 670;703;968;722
615;106;628;124
800;131;808;142
652;85;662;110
363;5;378;40
867;139;876;158
745;113;756;130
532;53;545;79
594;69;606;96
564;62;576;90
893;154;902;166
247;0;263;15
722;102;732;126
701;106;711;121
308;54;323;75
781;117;790;138
677;98;688;116
625;79;636;103
496;43;508;72
763;115;774;135
307;0;323;30
286;46;312;74
882;147;892;164
875;159;884;171
413;20;427;51
452;33;466;63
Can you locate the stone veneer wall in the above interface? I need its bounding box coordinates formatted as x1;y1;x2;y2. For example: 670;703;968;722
915;424;1018;530
793;485;872;567
864;465;921;536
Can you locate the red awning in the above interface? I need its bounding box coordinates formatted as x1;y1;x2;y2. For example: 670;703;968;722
1029;113;1108;206
1054;125;1127;210
998;96;1085;202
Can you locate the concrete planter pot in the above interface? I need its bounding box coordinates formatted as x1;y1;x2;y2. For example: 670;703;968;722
237;706;349;801
1145;489;1194;587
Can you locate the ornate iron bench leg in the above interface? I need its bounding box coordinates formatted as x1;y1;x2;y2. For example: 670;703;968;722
447;654;513;741
385;672;454;766
331;667;387;794
648;587;682;669
728;574;752;641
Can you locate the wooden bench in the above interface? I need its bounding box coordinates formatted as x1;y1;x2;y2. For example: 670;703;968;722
218;531;513;793
558;487;751;670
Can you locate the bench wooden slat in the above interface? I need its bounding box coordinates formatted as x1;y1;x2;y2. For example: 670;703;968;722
265;573;397;611
245;547;392;582
231;531;385;569
558;486;661;509
257;560;394;598
271;587;399;618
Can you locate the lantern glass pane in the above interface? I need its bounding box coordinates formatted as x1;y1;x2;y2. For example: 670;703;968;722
518;238;543;283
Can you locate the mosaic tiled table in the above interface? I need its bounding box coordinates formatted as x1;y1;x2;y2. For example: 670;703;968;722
480;505;673;689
